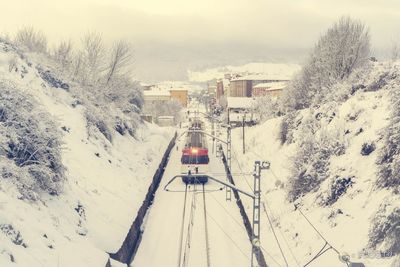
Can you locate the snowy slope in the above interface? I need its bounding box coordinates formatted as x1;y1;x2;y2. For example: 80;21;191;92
228;71;398;266
0;40;174;267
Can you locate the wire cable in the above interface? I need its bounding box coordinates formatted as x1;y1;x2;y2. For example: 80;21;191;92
202;184;211;267
177;184;188;267
206;210;251;261
262;202;289;267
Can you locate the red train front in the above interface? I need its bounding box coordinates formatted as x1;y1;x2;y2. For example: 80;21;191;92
180;121;209;183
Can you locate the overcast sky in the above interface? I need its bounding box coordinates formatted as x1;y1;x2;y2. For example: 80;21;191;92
1;0;400;82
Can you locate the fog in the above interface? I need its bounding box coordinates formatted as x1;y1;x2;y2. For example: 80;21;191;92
1;0;399;82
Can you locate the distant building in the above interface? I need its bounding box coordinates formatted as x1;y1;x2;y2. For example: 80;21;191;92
229;74;289;97
252;82;286;98
169;88;188;107
143;89;170;105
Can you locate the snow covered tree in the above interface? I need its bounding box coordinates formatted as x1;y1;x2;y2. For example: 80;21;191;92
280;16;370;111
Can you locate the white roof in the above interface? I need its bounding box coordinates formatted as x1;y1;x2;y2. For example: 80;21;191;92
253;82;287;91
227;97;255;109
143;90;170;97
231;74;289;82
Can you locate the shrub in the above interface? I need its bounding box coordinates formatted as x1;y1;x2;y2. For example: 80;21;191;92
0;82;65;197
324;176;354;206
377;77;400;191
287;111;346;202
369;200;400;256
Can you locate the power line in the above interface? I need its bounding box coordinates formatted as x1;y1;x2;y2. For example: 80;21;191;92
206;210;251;262
262;202;289;267
202;185;211;267
177;184;188;267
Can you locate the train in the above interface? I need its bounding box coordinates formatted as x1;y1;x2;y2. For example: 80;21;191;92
180;119;209;184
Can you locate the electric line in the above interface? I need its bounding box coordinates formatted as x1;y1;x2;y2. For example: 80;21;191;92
202;184;211;267
262;202;289;267
206;211;251;261
177;184;188;267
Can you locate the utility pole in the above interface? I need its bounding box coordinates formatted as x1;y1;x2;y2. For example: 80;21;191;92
251;161;270;267
242;113;246;154
226;124;232;201
211;115;215;155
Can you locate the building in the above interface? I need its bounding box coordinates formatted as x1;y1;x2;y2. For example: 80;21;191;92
169;88;188;107
228;74;289;97
252;82;286;98
226;97;259;126
143;89;171;105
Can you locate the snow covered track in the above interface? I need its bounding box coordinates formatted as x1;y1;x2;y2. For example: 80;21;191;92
109;132;178;264
220;148;269;267
133;132;252;267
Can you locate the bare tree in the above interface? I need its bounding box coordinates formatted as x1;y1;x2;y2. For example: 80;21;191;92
105;40;133;85
53;40;73;71
14;26;47;53
81;31;104;84
390;40;400;61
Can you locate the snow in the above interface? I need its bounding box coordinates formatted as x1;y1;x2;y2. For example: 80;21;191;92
227;86;396;266
133;119;252;267
188;62;301;82
143;89;171;97
253;82;287;90
0;41;174;267
227;97;256;109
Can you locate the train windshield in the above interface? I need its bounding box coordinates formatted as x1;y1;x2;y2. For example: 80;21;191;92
181;154;209;164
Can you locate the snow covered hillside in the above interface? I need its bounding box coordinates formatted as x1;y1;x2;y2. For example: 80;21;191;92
229;61;400;267
188;62;301;82
0;39;174;267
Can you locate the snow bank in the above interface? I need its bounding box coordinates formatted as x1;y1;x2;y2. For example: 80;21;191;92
228;63;398;266
0;40;174;267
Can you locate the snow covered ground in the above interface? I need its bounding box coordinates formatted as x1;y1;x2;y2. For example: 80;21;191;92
133;127;253;267
0;41;174;267
228;87;397;266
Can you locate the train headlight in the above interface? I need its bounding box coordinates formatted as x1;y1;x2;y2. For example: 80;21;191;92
191;148;198;154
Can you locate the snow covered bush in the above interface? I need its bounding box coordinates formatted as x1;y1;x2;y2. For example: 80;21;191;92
0;82;65;198
253;96;279;122
369;198;400;257
377;76;400;192
279;111;299;144
287;110;346;202
324;176;354;206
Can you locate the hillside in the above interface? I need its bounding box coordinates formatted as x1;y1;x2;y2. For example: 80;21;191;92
0;40;174;267
229;61;400;267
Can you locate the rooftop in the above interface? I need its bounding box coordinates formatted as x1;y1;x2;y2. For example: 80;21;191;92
143;90;170;97
227;97;256;109
253;82;287;90
231;74;290;82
